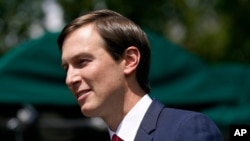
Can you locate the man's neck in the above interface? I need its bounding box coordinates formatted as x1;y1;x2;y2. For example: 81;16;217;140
104;91;145;131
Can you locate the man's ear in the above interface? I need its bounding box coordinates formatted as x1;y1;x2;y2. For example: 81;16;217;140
123;46;140;75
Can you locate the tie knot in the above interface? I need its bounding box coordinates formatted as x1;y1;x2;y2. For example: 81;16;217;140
112;134;123;141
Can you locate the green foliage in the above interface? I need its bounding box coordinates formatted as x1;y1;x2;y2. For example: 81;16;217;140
0;0;44;55
216;0;250;63
57;0;93;22
1;0;250;64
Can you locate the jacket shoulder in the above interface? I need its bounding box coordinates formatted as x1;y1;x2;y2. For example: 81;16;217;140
155;105;224;141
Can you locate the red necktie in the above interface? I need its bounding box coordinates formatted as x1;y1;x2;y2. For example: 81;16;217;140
112;134;123;141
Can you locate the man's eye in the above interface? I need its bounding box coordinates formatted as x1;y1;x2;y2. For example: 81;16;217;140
63;66;68;72
77;59;89;67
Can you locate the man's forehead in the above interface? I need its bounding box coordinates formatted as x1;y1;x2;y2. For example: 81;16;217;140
65;24;97;42
61;24;106;61
61;24;101;50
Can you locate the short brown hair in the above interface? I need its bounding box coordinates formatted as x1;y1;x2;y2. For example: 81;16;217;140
57;9;151;93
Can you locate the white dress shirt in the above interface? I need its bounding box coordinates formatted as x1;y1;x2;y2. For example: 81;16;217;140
109;94;152;141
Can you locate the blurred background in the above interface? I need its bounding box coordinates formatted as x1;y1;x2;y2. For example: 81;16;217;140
0;0;250;141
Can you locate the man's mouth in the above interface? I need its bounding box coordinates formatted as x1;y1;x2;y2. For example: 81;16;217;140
76;89;92;99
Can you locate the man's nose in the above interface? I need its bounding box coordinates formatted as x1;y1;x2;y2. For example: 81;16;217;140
66;67;81;88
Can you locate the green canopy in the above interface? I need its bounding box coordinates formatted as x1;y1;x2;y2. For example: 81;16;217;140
0;31;250;128
148;31;250;127
0;32;75;105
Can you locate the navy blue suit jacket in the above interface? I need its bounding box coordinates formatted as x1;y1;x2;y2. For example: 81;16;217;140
134;100;224;141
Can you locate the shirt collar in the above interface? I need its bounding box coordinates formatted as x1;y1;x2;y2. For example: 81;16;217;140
108;94;152;141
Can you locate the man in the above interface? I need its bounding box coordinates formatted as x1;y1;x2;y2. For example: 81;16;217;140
57;9;224;141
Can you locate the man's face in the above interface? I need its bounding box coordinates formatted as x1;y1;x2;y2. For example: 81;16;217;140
61;24;126;117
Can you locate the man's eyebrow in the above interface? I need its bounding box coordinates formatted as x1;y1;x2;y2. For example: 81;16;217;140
71;52;93;60
61;53;93;65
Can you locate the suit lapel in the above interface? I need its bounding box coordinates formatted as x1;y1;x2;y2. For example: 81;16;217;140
134;100;165;141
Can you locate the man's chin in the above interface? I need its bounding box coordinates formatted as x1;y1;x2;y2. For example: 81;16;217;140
80;106;97;117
